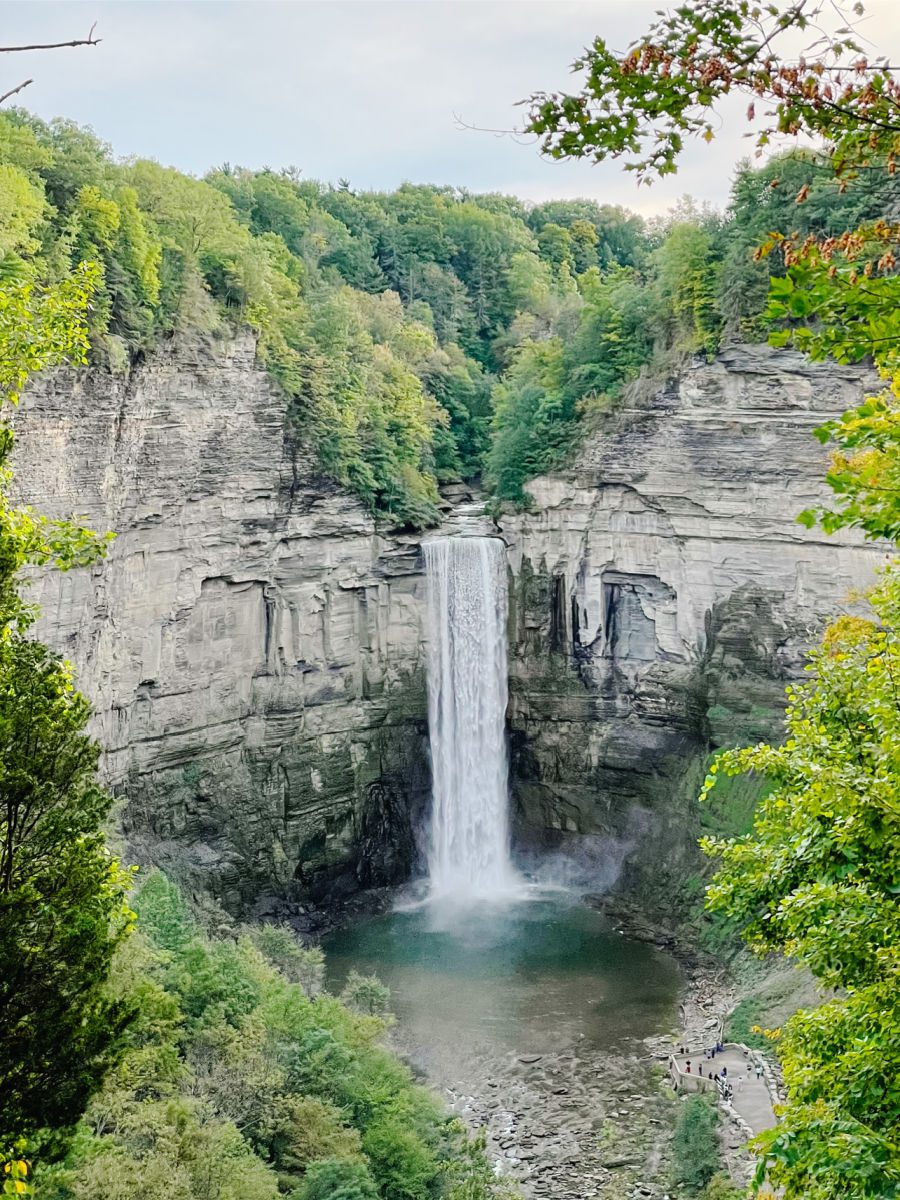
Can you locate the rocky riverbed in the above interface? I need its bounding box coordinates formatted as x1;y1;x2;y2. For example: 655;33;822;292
323;896;687;1199
429;960;754;1198
439;1036;679;1199
313;889;761;1197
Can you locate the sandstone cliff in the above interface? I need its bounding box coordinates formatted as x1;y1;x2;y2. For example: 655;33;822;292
12;336;888;912
498;344;887;907
13;332;429;910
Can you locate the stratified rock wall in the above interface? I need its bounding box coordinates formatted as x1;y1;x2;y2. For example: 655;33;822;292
12;336;889;913
498;345;887;905
13;332;429;909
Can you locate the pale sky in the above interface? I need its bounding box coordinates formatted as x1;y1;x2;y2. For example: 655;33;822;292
1;0;898;215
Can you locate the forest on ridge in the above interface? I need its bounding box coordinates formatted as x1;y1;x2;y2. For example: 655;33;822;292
1;106;895;522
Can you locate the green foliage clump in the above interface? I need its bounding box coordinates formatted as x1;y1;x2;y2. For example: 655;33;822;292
444;1125;520;1200
702;566;900;1198
245;923;325;995
670;1096;721;1194
0;637;134;1148
297;1158;379;1200
339;971;392;1017
701;1174;742;1200
486;259;658;503
523;1;900;183
724;997;773;1054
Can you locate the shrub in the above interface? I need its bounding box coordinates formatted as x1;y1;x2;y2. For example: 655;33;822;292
670;1096;721;1194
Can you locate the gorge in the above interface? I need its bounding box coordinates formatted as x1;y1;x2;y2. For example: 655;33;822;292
4;8;900;1194
12;334;885;917
10;324;892;1200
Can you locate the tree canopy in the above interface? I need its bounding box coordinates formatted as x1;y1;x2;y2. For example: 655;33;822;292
1;106;885;516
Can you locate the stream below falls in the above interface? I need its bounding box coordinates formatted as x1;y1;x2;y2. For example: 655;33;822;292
324;895;683;1199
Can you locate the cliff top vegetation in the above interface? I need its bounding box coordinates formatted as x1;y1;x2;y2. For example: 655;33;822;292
0;107;892;521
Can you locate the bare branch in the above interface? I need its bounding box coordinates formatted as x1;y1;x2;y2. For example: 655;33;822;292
0;78;32;105
0;24;101;54
453;112;538;147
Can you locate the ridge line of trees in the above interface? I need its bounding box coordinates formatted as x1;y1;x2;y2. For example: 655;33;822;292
1;107;893;519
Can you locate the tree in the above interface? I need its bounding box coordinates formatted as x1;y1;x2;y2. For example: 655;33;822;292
0;260;97;404
525;1;900;181
487;337;570;503
702;572;900;1197
244;924;325;995
670;1096;721;1194
765;241;900;540
0;635;134;1147
444;1125;520;1200
297;1158;379;1200
535;223;572;273
650;220;721;354
339;971;391;1018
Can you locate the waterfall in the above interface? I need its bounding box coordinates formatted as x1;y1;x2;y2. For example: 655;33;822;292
423;536;519;899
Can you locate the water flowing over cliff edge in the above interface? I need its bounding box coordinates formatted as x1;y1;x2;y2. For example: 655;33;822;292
12;333;886;913
424;536;519;900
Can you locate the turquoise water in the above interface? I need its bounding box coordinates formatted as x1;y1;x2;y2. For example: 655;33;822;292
323;897;681;1062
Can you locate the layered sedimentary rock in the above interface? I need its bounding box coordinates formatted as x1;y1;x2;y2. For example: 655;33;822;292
13;335;888;912
498;345;887;904
13;332;429;909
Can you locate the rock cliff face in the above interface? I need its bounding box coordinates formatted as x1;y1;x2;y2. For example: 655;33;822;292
13;332;430;910
12;337;889;912
498;345;887;906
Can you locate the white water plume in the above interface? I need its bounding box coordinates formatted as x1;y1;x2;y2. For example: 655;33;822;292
423;536;522;901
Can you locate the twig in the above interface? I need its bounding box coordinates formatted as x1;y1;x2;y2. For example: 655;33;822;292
0;78;32;104
0;23;101;53
452;111;538;146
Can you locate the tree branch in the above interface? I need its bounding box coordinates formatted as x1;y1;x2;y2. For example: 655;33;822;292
0;78;32;105
0;23;101;53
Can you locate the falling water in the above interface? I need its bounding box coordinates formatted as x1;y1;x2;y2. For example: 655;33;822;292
423;536;520;899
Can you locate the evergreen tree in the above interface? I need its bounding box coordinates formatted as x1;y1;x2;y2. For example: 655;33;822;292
0;250;130;1153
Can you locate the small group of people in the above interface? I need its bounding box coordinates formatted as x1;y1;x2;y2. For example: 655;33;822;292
678;1045;765;1101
